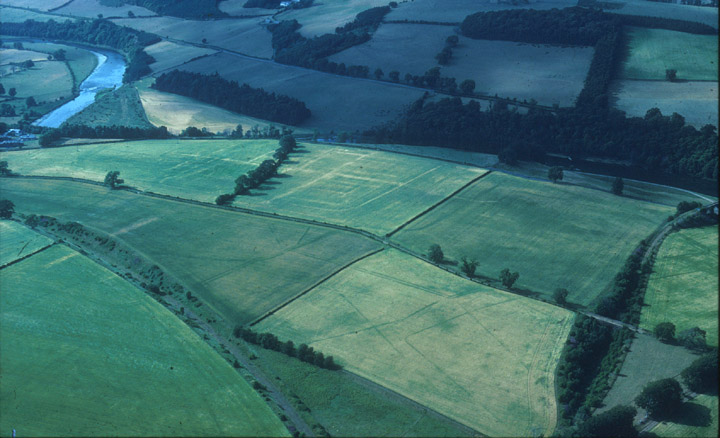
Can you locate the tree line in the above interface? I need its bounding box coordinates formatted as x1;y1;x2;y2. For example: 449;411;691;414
152;70;311;125
39;124;170;146
234;326;341;370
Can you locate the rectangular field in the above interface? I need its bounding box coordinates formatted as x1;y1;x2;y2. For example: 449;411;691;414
235;143;487;235
0;244;288;436
256;249;574;437
0;5;75;22
0;220;53;266
0;178;380;325
0;48;48;65
620;27;718;81
393;172;673;306
640;226;718;346
144;40;217;73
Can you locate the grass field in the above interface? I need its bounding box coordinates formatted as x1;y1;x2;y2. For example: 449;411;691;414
386;0;576;23
0;220;53;266
219;0;276;16
257;249;574;437
179;52;428;132
651;394;718;438
235;143;487;235
275;0;389;38
0;48;48;65
329;23;593;106
0;244;288;436
55;0;157;18
0;5;74;21
111;16;274;58
18;41;99;88
1;0;69;11
0;177;380;325
144;41;216;73
65;84;154;128
640;226;718;346
0;139;279;202
0;58;74;117
607;0;718;29
393;172;672;306
610;79;718;128
620;27;718;81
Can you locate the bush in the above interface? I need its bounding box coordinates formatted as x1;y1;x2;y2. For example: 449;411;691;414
427;244;443;263
635;378;683;419
678;326;707;352
653;322;676;343
577;405;638;437
680;353;718;393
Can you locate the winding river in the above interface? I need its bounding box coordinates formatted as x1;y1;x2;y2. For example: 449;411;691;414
33;45;127;128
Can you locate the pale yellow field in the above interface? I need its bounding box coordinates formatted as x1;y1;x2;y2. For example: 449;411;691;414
144;41;217;73
275;0;389;37
55;0;156;18
257;249;574;437
0;49;49;66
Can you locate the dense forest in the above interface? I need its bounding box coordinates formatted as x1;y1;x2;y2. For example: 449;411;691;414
99;0;227;18
152;70;311;125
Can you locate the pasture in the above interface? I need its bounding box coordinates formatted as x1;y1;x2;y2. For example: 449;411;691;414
620;27;718;81
65;84;154;128
0;244;288;437
640;226;718;346
0;177;380;325
330;23;594;106
386;0;577;23
55;0;157;18
607;0;718;29
0;48;48;65
256;249;574;437
0;58;74;116
179;52;429;132
0;6;73;22
650;394;718;438
610;80;718;128
1;0;69;11
111;16;274;59
0;220;53;266
235;143;487;235
219;0;276;16
275;0;389;38
393;172;673;306
144;41;216;73
19;41;100;87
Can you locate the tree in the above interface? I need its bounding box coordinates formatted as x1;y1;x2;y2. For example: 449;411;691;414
428;244;443;263
678;326;707;352
374;68;384;80
8;87;17;98
323;355;339;370
281;340;296;357
445;35;459;47
548;166;563;183
665;69;677;82
653;322;675;343
577;405;638;437
25;96;36;107
21;59;34;69
230;124;244;138
389;70;399;82
435;47;452;65
460;257;478;277
635;378;683;419
612;177;624;196
24;214;40;228
103;171;124;189
0;83;4;95
314;351;325;367
459;79;475;95
553;288;569;305
13;42;23;50
500;268;519;288
279;134;296;152
128;10;135;18
680;353;717;393
215;193;234;205
0;161;11;176
0;199;15;219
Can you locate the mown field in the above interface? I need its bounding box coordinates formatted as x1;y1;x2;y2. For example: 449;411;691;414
0;244;288;437
236;143;487;235
640;226;718;346
393;172;673;306
0;177;380;325
386;0;576;22
178;52;428;132
257;249;574;437
65;84;154;128
650;394;719;438
275;0;389;38
144;40;216;73
0;220;53;266
620;27;718;81
55;0;157;18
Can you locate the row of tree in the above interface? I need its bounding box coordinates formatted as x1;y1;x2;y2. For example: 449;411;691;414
39;124;170;146
234;326;341;370
152;70;311;125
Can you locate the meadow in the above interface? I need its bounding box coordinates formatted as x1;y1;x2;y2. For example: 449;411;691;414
393;172;673;306
275;0;390;38
329;23;593;106
1;0;69;11
55;0;157;18
0;177;380;325
386;0;576;23
65;84;154;128
620;27;718;81
650;394;718;438
235;143;487;235
607;0;718;29
144;41;216;73
0;220;53;266
257;249;574;437
0;48;48;65
19;41;99;88
0;58;74;116
0;5;74;22
640;226;718;346
0;244;288;437
179;52;428;132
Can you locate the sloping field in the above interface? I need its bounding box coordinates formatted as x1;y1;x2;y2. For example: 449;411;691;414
1;0;68;11
0;178;380;325
607;0;718;29
620;27;718;81
387;0;576;22
275;0;389;38
66;84;154;128
330;23;593;106
0;244;288;437
0;6;73;22
19;41;99;87
179;52;428;131
111;16;273;58
611;80;718;128
0;48;48;65
256;249;574;437
0;139;279;202
235;143;487;235
393;172;672;306
54;0;156;18
640;226;718;346
0;220;53;266
144;40;217;73
219;0;274;16
651;394;719;438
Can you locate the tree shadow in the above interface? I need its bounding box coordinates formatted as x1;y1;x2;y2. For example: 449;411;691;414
439;259;458;266
274;173;293;178
282;159;300;164
511;287;542;299
668;402;712;427
247;191;267;197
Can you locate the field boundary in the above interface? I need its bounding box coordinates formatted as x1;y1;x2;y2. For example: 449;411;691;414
0;240;55;270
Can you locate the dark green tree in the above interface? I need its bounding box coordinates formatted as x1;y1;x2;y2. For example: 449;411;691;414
21;59;34;69
680;353;717;393
435;47;452;65
0;83;5;94
282;340;296;357
500;268;519;288
279;134;296;152
52;49;66;61
428;244;444;263
24;214;40;228
323;355;339;370
653;322;676;343
678;327;707;352
548;166;563;183
13;42;23;50
389;70;399;82
215;193;234;205
635;378;683;419
553;288;569;305
665;69;677;82
445;35;459;47
0;161;11;176
103;171;124;189
0;199;15;219
374;68;384;79
9;88;17;98
612;177;624;196
25;96;36;107
577;405;638;437
459;79;475;95
314;351;325;367
460;257;478;277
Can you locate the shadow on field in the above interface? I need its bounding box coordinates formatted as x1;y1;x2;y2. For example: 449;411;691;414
511;287;542;299
669;402;712;427
274;172;294;177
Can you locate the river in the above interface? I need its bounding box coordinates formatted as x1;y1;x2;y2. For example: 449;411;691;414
33;45;126;128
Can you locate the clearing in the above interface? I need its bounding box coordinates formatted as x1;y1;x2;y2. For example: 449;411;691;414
256;249;574;437
0;220;53;266
0;177;380;325
234;142;487;235
0;58;74;117
0;244;288;436
18;41;100;88
393;172;672;306
640;226;718;346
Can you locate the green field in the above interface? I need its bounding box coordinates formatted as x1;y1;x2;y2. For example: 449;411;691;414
0;139;280;202
65;84;154;128
0;178;380;325
19;41;99;88
55;0;157;18
0;48;48;65
1;0;69;10
0;58;73;116
640;226;719;346
236;143;487;235
0;244;288;436
0;220;53;266
393;172;672;306
651;394;719;438
144;40;216;73
0;5;75;22
275;0;389;37
257;249;574;437
621;27;718;81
